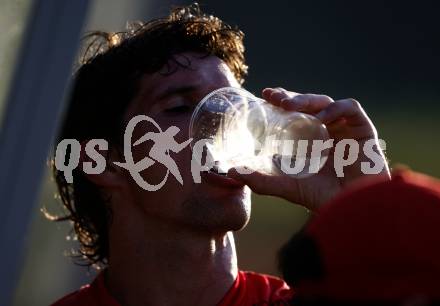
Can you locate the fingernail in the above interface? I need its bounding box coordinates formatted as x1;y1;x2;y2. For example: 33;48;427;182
262;88;273;94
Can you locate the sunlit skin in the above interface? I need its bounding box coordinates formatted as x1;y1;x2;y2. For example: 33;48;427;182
85;51;390;306
229;87;391;210
88;52;249;306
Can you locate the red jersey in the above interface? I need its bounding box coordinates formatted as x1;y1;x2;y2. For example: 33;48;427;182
52;270;293;306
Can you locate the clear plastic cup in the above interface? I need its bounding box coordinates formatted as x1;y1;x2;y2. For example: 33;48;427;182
189;87;330;178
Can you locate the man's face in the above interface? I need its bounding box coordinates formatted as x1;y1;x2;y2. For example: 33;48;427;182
119;52;251;233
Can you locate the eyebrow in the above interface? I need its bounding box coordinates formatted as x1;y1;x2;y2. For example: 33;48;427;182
156;85;199;101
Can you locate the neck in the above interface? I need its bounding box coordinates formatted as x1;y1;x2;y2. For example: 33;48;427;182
106;217;238;306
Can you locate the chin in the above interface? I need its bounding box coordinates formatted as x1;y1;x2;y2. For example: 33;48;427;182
182;188;252;233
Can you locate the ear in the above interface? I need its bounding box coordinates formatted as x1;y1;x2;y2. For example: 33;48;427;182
79;140;126;188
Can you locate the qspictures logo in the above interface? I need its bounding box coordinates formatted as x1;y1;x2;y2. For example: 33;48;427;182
55;115;387;191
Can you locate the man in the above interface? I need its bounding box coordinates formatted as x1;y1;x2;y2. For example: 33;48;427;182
51;4;389;306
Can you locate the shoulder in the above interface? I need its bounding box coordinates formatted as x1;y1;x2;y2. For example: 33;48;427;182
51;283;95;306
239;270;294;304
219;271;293;305
50;272;119;306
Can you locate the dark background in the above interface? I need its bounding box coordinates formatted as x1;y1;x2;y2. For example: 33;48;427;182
182;0;440;106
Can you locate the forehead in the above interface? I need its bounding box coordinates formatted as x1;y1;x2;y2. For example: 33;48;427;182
135;52;238;104
156;52;236;85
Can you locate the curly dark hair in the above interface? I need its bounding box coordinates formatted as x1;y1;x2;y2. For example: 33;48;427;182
48;3;247;268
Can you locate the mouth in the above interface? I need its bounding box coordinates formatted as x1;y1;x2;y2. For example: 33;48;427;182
201;162;244;188
208;163;227;175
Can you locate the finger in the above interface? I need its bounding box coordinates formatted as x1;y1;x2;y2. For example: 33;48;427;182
315;98;367;125
262;87;276;100
228;166;330;211
227;167;287;198
280;94;334;113
262;87;299;107
325;118;347;135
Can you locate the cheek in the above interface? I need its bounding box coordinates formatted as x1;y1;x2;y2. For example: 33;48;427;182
129;143;193;215
118;112;195;208
133;116;194;192
158;115;194;182
170;144;194;185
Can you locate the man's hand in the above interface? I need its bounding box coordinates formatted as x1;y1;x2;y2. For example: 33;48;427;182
227;87;390;211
